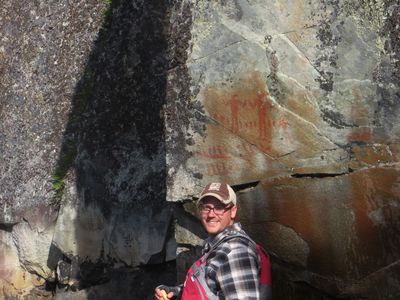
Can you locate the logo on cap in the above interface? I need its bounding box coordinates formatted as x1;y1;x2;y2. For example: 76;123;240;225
208;183;222;191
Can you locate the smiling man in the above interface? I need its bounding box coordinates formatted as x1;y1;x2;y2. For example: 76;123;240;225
155;182;270;300
198;182;238;236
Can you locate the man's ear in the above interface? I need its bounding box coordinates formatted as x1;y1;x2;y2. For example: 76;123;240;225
230;205;237;219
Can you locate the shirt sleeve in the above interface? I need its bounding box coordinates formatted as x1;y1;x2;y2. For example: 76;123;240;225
212;238;261;300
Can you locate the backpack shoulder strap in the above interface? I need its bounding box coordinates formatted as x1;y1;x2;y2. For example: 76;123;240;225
208;231;256;253
255;244;271;285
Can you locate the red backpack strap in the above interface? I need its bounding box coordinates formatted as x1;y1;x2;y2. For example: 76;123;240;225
255;244;271;286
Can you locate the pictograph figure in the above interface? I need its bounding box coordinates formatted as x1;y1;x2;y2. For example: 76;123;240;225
224;95;241;134
250;91;272;140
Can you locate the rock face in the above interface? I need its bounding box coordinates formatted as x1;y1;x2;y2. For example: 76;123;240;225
1;0;179;298
166;0;400;299
0;0;399;299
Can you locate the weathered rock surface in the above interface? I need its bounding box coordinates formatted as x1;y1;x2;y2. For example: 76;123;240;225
1;0;180;298
1;0;399;299
0;229;47;298
166;0;400;299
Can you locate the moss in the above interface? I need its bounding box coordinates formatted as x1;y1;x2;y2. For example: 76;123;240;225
101;0;114;18
51;175;65;203
51;142;77;205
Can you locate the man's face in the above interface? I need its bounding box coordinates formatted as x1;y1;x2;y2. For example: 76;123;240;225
199;196;237;236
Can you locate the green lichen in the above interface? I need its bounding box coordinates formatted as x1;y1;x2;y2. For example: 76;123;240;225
341;0;390;54
51;174;65;202
51;141;77;205
101;0;114;18
342;0;386;31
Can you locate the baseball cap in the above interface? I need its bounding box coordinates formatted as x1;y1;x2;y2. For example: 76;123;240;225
197;182;237;206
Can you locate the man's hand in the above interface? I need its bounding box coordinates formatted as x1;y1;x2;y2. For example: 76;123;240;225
154;287;174;300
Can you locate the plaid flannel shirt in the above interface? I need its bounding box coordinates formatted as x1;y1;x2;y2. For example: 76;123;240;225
201;222;260;299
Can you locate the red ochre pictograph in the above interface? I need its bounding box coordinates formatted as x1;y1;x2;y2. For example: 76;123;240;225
197;142;255;176
210;91;275;141
200;74;291;176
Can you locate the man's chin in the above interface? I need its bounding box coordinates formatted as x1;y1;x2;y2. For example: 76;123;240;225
205;224;221;235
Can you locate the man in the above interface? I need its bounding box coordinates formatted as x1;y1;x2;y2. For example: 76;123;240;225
155;182;268;300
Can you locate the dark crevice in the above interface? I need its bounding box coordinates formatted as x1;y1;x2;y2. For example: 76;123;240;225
232;181;260;192
0;223;16;232
291;171;350;178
